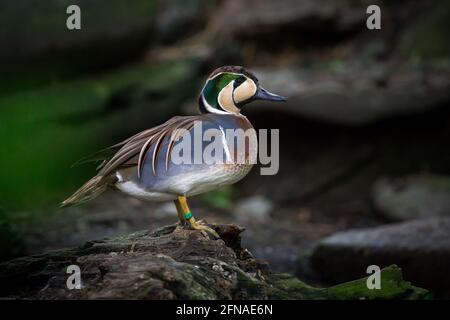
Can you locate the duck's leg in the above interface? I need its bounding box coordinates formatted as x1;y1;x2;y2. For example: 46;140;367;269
174;196;219;238
174;199;186;226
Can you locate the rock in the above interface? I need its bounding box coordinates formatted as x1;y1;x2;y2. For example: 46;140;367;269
0;223;428;299
216;0;365;38
253;64;450;126
311;218;450;297
0;0;158;91
372;174;450;221
208;1;450;127
0;209;25;262
397;1;450;60
233;196;274;223
155;0;216;44
154;202;178;218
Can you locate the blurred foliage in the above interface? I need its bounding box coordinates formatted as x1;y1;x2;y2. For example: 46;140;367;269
398;1;450;61
0;60;199;210
201;185;235;209
0;0;158;93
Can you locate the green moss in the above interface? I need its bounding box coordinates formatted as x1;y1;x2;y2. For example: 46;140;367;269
267;273;317;299
234;269;268;299
269;265;431;300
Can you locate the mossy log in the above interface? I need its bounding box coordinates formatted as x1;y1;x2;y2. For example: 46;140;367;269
0;223;430;299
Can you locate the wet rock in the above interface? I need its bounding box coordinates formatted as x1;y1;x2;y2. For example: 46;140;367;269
254;65;450;126
0;223;428;299
372;174;450;221
155;0;215;44
311;218;450;297
233;196;274;223
216;0;365;38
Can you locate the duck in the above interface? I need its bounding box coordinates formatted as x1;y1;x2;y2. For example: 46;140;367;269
62;66;286;238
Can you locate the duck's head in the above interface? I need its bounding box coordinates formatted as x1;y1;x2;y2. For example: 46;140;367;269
199;66;286;115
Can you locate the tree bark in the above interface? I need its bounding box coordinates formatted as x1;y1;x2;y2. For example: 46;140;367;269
0;223;430;299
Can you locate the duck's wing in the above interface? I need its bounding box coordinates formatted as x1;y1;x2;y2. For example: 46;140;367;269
96;115;201;178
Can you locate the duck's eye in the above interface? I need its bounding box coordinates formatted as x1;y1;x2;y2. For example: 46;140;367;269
234;76;246;87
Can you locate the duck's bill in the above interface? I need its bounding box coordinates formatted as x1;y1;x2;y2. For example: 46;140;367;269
254;86;286;102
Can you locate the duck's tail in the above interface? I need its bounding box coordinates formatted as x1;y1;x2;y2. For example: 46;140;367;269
61;175;110;207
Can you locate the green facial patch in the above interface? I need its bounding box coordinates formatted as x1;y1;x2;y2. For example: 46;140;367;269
203;73;240;109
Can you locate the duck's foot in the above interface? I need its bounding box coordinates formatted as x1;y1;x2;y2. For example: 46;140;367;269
173;196;220;239
187;219;220;239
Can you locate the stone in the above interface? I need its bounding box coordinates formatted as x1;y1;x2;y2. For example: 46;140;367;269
397;1;450;60
155;0;215;44
311;218;450;297
372;174;450;221
253;65;450;126
215;0;365;38
0;0;158;90
233;196;274;223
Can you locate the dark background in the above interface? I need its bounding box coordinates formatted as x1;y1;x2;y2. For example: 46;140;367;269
0;0;449;297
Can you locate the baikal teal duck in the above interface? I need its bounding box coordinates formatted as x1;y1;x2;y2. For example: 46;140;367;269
62;66;286;238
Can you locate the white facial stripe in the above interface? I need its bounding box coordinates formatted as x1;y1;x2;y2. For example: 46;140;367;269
233;78;257;103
